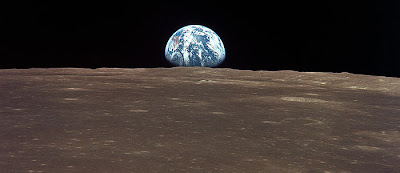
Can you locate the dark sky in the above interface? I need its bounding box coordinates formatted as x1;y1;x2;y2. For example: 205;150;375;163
1;1;399;77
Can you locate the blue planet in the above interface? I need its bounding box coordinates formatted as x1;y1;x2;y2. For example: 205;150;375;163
165;25;226;67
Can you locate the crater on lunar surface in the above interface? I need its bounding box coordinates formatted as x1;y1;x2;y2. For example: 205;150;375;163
281;97;328;103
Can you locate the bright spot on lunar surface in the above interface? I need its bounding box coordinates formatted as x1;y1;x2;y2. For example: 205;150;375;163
165;25;226;67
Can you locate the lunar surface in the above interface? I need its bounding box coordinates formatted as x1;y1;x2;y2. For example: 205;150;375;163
1;67;400;172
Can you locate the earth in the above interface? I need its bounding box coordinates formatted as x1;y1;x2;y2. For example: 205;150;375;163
165;25;226;67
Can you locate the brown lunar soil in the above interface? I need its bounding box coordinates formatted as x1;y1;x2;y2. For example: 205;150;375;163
1;67;400;172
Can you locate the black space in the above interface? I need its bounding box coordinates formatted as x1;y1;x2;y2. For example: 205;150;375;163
1;1;399;77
